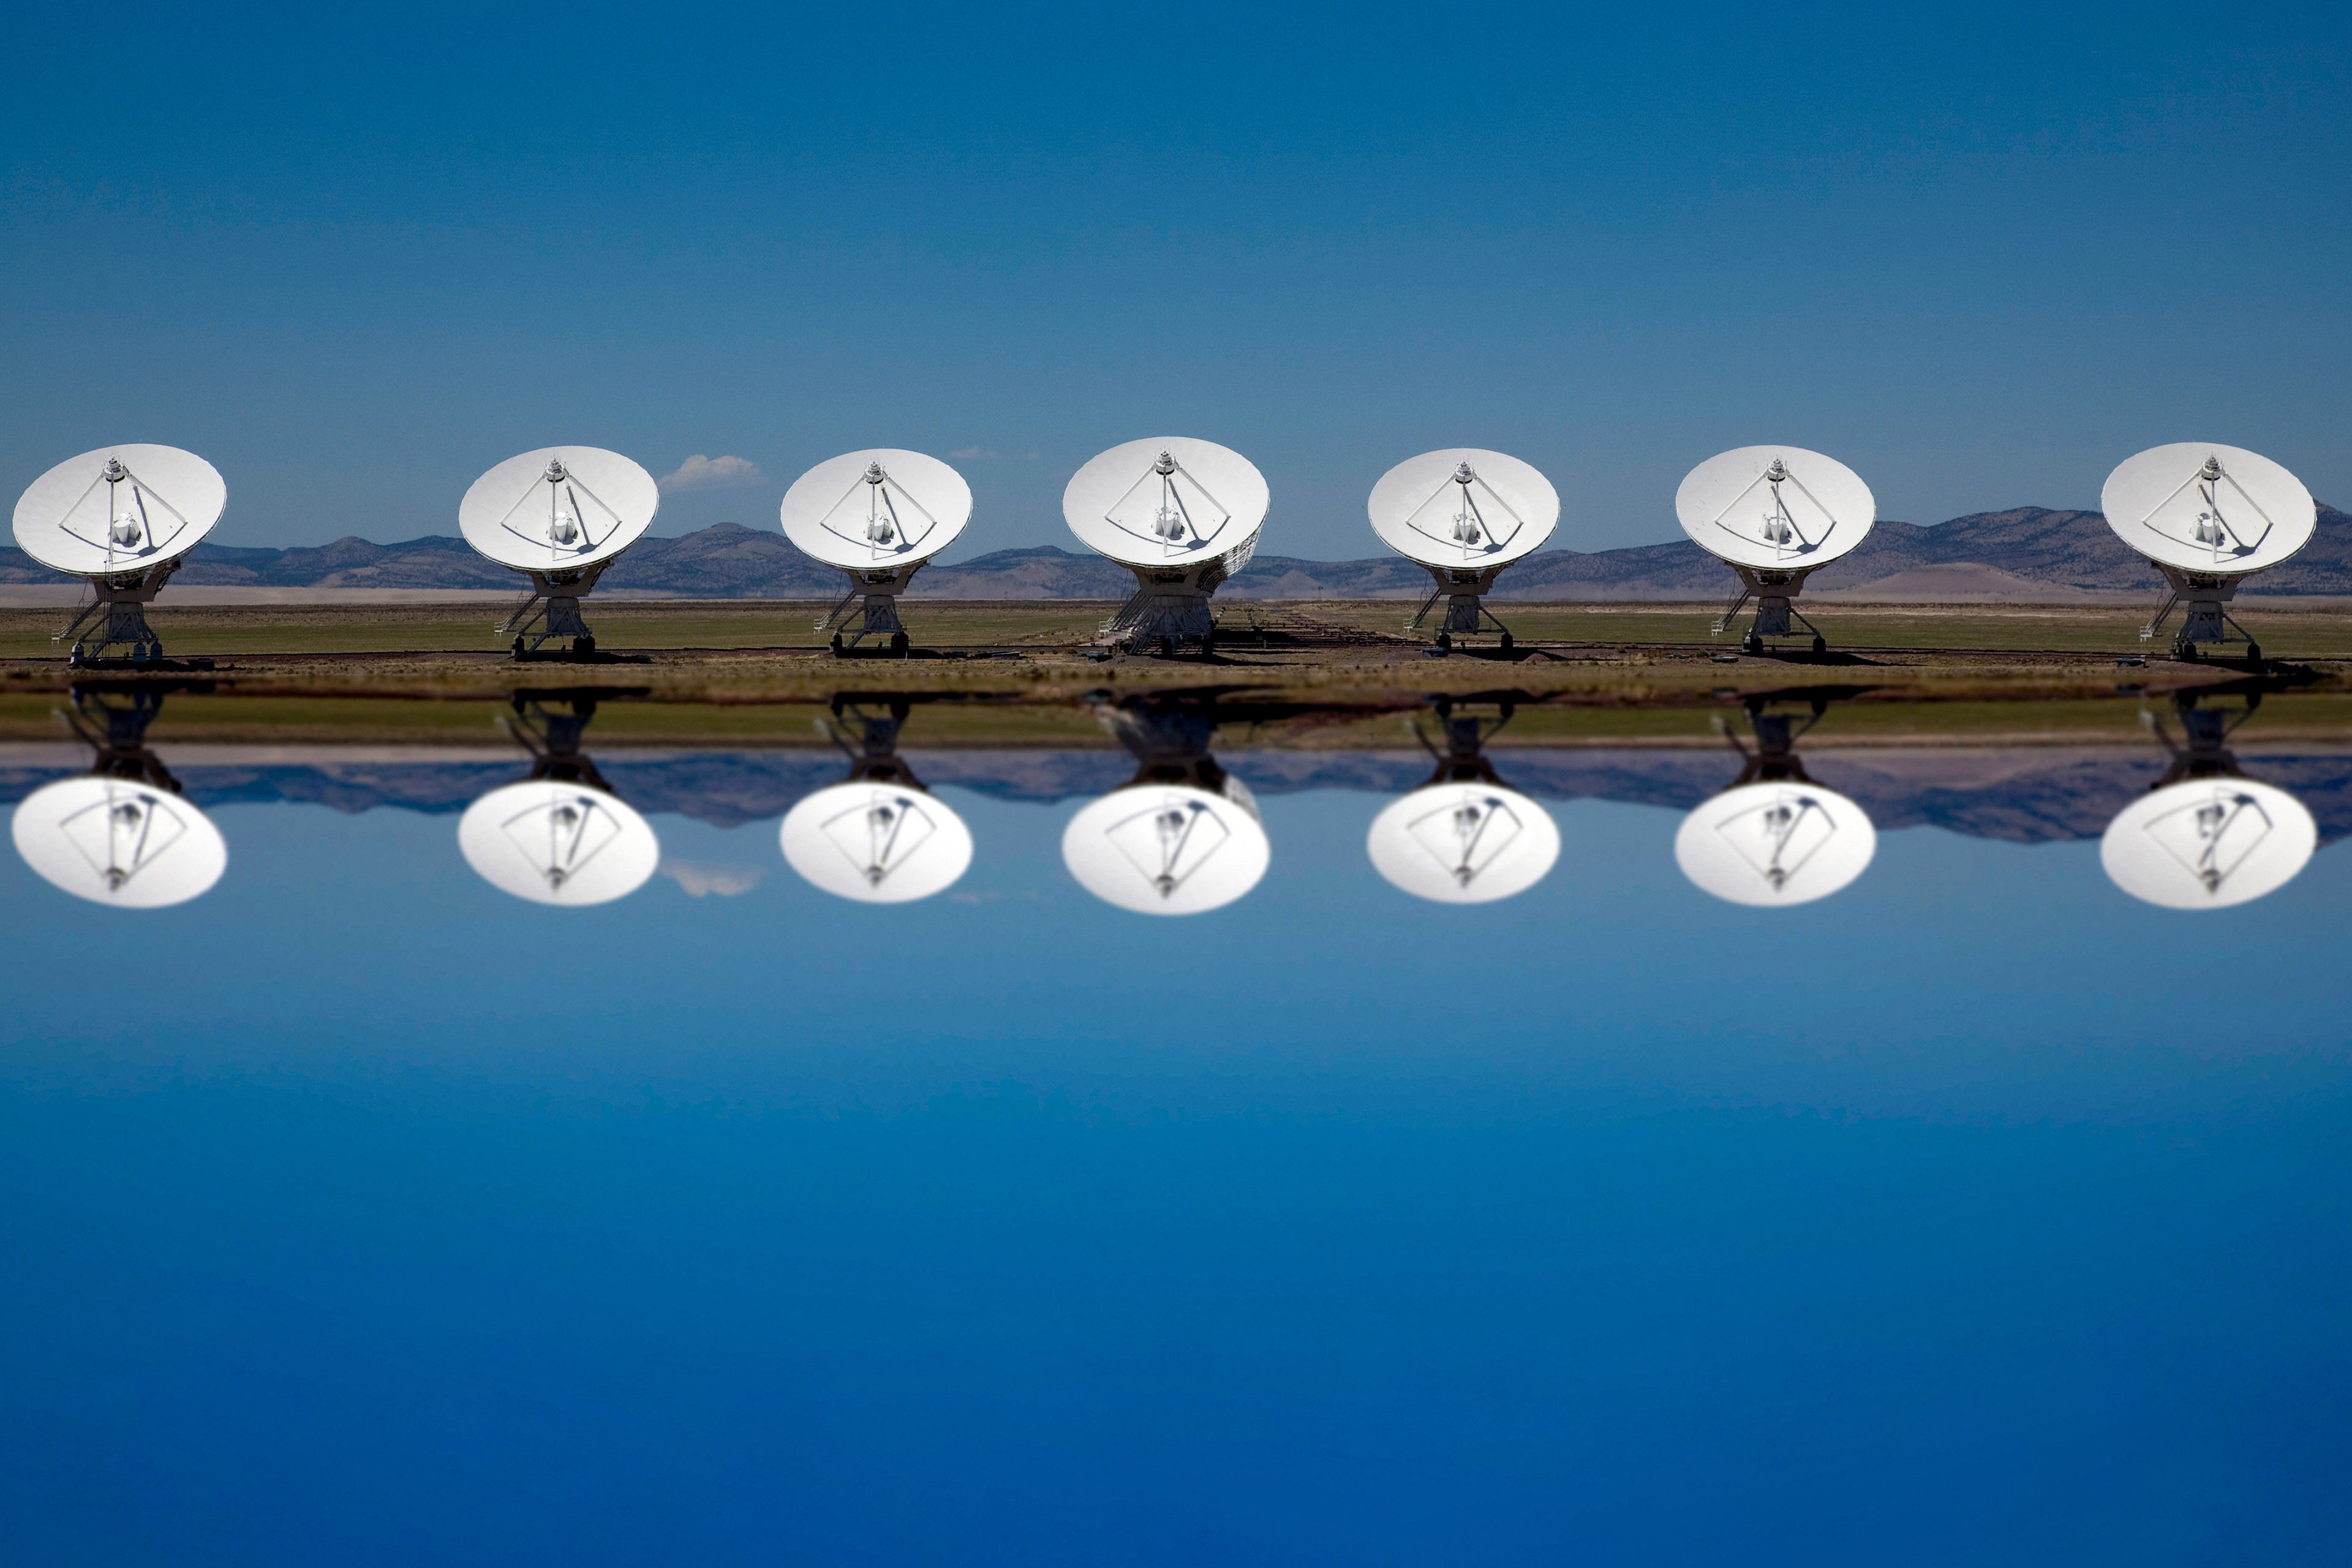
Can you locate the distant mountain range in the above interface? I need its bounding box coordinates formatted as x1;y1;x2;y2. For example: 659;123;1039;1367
3;504;2346;598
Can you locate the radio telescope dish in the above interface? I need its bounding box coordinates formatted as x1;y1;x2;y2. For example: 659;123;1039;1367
1064;437;1269;570
2102;443;2315;577
1369;449;1558;571
782;450;971;571
2100;777;2316;910
1675;780;1877;907
13;444;227;576
1676;446;1874;571
781;782;974;903
459;447;658;574
458;781;660;907
12;776;227;908
1061;783;1270;915
1367;782;1559;903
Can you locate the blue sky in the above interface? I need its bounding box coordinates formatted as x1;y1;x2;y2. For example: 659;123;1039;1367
4;2;2347;559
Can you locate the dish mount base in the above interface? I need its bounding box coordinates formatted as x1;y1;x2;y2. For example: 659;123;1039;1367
1101;559;1240;656
1712;564;1830;654
1407;562;1518;651
820;562;928;654
2140;565;2261;661
501;560;616;658
58;561;184;666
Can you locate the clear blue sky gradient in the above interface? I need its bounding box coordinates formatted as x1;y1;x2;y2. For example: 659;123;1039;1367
4;2;2347;557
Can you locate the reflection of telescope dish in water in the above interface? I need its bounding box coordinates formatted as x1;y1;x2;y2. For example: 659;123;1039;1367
781;783;973;903
1062;784;1270;916
12;444;228;665
1676;446;1874;655
1063;437;1269;655
458;447;659;658
780;450;973;652
2101;444;2316;661
12;775;227;908
2101;777;2315;911
1368;784;1558;903
459;782;660;907
1368;448;1560;651
1675;780;1876;907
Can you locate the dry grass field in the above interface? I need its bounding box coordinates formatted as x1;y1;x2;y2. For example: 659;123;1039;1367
2;600;2348;720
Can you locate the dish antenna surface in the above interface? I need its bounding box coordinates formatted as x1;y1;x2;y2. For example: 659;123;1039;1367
779;450;973;654
778;696;974;902
10;683;226;908
1060;691;1271;913
1366;697;1560;903
459;782;660;907
2101;443;2316;662
1675;690;1876;906
12;443;227;665
1676;446;1875;655
1368;449;1559;652
458;447;659;658
2097;682;2316;908
1675;780;1876;907
13;777;227;908
2101;777;2315;910
1063;437;1269;657
456;689;662;906
1063;784;1271;915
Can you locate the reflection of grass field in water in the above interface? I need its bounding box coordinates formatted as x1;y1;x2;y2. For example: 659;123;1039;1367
2;597;2348;658
6;687;2352;750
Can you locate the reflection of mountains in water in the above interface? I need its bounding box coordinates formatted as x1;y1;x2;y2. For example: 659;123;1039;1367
4;747;2352;846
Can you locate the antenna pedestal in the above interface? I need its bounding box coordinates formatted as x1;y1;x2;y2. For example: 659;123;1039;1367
58;560;184;666
820;562;928;653
1406;563;1517;650
2140;567;2257;660
1712;565;1828;654
1103;555;1247;656
500;560;615;658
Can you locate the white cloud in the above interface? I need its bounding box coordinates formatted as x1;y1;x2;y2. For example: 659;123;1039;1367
658;454;767;493
658;859;765;897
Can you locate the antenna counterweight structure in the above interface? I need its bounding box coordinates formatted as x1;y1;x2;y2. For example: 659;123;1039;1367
12;445;228;668
1675;447;1875;658
779;450;973;657
1367;449;1559;654
2100;444;2316;665
1063;437;1270;658
458;447;660;661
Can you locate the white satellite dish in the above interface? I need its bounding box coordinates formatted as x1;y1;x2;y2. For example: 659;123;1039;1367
458;780;660;907
2100;777;2316;911
12;443;227;663
1675;780;1877;907
459;447;658;571
1063;437;1270;654
2102;443;2315;576
779;449;973;651
1676;446;1875;654
1676;446;1875;571
12;776;227;908
2102;444;2317;661
1369;448;1558;570
1366;782;1560;903
1368;448;1559;650
1061;782;1270;915
780;781;974;903
13;444;227;575
459;447;658;657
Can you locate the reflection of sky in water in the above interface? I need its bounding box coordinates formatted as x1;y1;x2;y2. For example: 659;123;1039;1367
4;777;2348;1562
